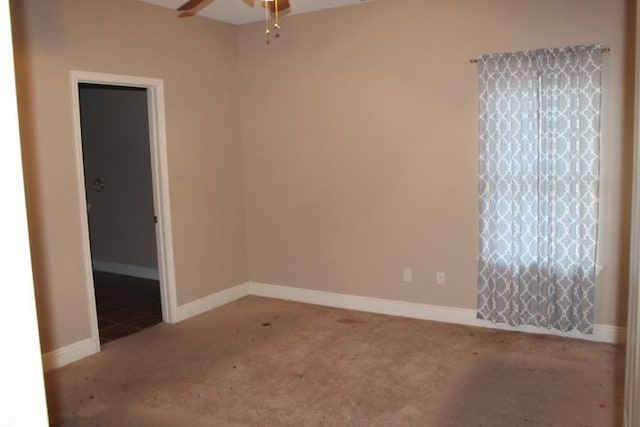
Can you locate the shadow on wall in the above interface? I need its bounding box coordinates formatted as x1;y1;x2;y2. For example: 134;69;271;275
9;0;67;351
614;0;638;327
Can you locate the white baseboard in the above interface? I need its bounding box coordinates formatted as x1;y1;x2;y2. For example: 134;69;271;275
42;337;100;372
176;282;249;322
92;260;159;280
249;282;476;325
43;281;625;370
474;318;626;344
248;282;626;344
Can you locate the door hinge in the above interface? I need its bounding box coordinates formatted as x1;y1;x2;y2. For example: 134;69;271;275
154;215;158;224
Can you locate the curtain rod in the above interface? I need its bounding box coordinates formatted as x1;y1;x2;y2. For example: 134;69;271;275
469;47;610;63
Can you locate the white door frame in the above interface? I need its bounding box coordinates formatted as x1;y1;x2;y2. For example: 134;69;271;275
70;71;178;349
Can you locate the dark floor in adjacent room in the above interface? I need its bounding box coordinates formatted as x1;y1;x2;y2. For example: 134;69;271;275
45;296;625;426
93;271;162;344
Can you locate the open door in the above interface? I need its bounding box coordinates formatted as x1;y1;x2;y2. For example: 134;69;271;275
79;83;163;344
70;71;178;349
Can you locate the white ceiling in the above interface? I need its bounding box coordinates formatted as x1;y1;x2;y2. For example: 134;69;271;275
138;0;374;25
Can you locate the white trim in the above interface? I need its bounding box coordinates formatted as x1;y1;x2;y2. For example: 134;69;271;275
44;281;626;368
145;80;179;324
475;318;626;344
69;71;178;341
41;338;100;372
92;260;159;280
248;282;626;344
249;282;474;325
176;283;249;322
69;74;102;355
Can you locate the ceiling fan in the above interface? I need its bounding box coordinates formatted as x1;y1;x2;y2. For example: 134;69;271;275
177;0;290;42
177;0;291;16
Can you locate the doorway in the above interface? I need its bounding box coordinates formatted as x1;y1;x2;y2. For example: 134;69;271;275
80;83;161;344
70;72;178;349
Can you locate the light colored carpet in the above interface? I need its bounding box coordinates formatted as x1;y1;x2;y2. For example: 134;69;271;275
45;296;625;426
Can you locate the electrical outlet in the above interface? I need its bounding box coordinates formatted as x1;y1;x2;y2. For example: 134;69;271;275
436;271;445;285
403;268;412;283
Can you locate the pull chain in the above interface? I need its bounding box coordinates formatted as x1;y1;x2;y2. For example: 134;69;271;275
264;0;270;44
274;0;280;38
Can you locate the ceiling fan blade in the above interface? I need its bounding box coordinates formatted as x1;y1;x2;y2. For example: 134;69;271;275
177;0;214;18
177;0;208;11
266;0;290;13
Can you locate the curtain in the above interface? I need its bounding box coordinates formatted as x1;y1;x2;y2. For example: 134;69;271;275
476;45;602;333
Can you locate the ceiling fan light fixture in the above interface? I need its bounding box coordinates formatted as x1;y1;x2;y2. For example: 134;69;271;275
262;0;282;44
176;0;290;42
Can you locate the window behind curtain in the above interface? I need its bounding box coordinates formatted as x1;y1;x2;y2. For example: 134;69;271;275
476;45;602;334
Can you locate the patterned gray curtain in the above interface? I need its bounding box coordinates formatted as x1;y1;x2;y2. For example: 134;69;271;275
476;45;602;333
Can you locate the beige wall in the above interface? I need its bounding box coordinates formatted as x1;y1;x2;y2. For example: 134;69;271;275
11;0;248;352
11;0;634;354
238;0;635;326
